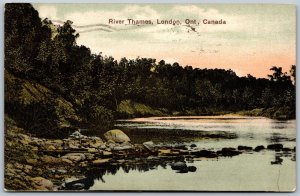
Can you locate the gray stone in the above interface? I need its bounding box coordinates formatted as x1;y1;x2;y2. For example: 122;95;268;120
143;141;155;151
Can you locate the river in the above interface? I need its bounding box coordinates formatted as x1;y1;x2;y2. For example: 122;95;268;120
71;116;296;191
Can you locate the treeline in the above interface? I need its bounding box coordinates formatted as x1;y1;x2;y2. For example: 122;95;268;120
5;4;296;137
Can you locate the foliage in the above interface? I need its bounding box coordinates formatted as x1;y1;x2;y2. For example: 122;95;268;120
4;4;296;138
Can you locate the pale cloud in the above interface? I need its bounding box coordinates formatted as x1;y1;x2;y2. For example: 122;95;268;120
35;5;58;20
64;5;160;26
33;4;295;78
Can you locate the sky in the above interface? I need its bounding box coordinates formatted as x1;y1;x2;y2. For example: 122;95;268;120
33;4;296;78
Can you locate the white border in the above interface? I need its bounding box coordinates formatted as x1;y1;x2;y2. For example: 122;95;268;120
0;0;298;196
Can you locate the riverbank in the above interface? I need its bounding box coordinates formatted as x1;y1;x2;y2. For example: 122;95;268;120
117;100;295;121
5;117;296;191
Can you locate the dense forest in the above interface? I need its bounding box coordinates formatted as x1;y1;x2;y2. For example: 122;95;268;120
5;4;296;138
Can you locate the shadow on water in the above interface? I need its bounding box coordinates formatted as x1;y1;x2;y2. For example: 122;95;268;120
114;127;237;144
154;117;255;121
62;147;296;191
270;150;296;165
266;132;296;143
63;158;195;190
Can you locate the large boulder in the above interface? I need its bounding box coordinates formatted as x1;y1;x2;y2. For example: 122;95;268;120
104;129;130;143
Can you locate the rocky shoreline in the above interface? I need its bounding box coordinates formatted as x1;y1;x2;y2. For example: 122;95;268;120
5;128;296;191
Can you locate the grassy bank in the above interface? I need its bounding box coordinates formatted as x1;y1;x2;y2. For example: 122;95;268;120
116;100;295;120
235;107;295;120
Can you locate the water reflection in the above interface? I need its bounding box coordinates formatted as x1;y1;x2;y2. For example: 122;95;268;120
63;116;295;191
115;127;238;144
266;132;295;144
64;160;179;190
62;147;296;191
270;150;295;165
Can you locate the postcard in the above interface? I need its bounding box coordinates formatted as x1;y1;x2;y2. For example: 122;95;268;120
4;3;296;192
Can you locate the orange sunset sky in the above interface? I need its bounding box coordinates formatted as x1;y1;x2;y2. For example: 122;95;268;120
34;4;296;78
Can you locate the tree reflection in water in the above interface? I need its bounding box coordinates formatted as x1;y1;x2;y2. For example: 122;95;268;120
64;160;175;190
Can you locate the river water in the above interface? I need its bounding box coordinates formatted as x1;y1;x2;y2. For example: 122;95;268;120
78;116;296;191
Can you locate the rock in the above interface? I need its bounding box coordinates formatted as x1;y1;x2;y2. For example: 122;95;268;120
179;149;190;155
102;151;113;157
110;142;134;151
171;162;187;170
57;169;67;174
89;141;103;148
92;158;110;165
72;183;85;190
188;166;197;172
113;145;133;151
17;133;31;141
104;129;130;143
54;139;63;143
31;177;53;190
84;153;95;160
169;151;180;156
68;143;80;149
6;163;13;170
191;150;217;158
176;167;189;173
267;144;283;150
87;148;98;153
32;147;39;151
217;148;240;157
70;131;85;139
24;165;33;173
237;146;253;151
29;140;42;147
62;153;86;162
41;155;60;164
79;161;88;167
54;175;63;180
158;149;171;155
222;147;236;151
143;141;155;151
62;158;73;165
47;145;56;151
15;162;23;169
254;145;265;152
282;147;292;152
147;156;160;160
190;144;197;148
117;159;126;163
107;139;116;144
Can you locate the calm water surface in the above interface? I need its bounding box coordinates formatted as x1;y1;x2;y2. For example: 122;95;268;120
72;116;297;191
